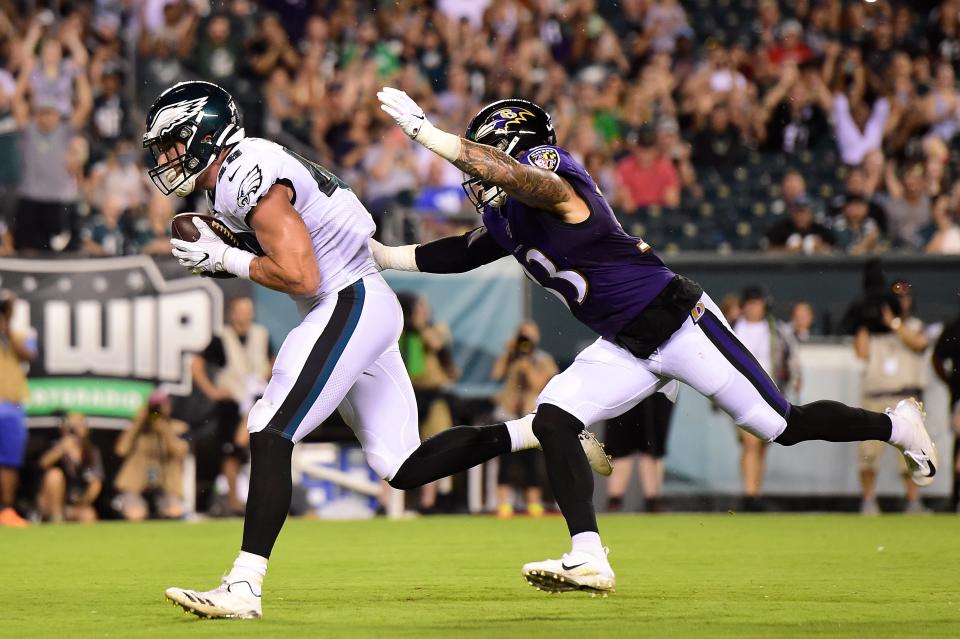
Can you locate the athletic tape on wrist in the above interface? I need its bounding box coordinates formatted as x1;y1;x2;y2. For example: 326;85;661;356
223;247;255;279
415;120;462;163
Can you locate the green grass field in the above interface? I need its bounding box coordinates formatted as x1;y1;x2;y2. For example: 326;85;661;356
3;514;959;638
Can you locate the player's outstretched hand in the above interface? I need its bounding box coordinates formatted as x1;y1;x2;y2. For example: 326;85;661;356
377;87;428;140
377;87;462;162
171;217;230;275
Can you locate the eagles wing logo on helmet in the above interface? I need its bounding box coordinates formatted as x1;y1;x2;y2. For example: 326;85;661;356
146;96;209;139
237;165;263;208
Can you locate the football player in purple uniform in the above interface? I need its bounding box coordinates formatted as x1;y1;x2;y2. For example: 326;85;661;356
373;87;937;595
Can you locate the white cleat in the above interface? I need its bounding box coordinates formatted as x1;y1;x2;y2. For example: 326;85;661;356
580;430;613;477
165;577;262;619
522;549;616;595
888;398;938;487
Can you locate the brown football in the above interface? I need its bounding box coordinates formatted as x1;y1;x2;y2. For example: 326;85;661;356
171;213;240;279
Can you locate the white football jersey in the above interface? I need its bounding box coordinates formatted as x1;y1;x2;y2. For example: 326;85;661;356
209;137;379;315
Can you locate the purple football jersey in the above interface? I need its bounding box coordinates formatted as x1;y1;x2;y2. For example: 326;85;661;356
481;145;676;340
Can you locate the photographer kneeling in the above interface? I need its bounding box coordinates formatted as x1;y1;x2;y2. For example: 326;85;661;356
38;412;103;523
113;391;189;521
492;321;557;517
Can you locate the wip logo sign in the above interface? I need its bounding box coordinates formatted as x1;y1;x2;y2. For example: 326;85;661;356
0;256;223;423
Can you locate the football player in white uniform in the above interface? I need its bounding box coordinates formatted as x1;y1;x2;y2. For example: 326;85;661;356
144;81;609;619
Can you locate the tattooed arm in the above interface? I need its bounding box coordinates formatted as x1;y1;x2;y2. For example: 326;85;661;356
452;139;589;221
378;86;589;222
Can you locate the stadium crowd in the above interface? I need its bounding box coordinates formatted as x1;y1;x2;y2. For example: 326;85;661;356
2;0;960;254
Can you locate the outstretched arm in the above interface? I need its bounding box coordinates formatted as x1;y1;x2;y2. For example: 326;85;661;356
378;87;588;222
369;226;509;274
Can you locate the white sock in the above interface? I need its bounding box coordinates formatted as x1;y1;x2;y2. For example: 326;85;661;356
571;531;606;561
229;551;268;586
886;412;907;448
505;414;539;452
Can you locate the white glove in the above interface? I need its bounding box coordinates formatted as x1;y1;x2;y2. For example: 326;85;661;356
377;87;428;139
377;87;461;162
368;237;418;272
171;217;253;277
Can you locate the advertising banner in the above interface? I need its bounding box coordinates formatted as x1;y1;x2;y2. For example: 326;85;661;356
0;256;224;426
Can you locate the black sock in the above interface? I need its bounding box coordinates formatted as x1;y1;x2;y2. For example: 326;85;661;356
240;431;294;559
607;496;624;512
389;423;511;490
533;404;597;536
775;401;892;446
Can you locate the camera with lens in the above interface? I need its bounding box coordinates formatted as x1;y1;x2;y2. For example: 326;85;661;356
510;334;535;361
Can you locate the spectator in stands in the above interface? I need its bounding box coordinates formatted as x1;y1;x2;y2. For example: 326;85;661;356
923;194;960;254
788;301;816;343
247;12;301;81
770;170;815;217
604;393;674;514
189;13;241;93
136;1;197;111
863;19;897;93
932;301;960;512
831;91;890;167
192;297;272;516
763;19;814;73
655;118;699;198
751;0;781;52
0;290;33;527
113;390;190;521
832;195;881;255
80;192;134;257
921;136;951;201
89;66;130;163
853;280;929;515
733;286;800;511
398;292;459;514
491;321;556;518
829;167;887;233
11;41;90;252
719;293;741;325
923;62;960;144
763;197;835;254
137;192;177;256
926;2;960;69
757;61;831;154
362;126;419;222
37;412;103;523
0;56;18;231
690;102;747;170
18;13;88;117
616;126;680;211
263;66;310;144
881;163;932;249
84;139;147;212
645;0;691;55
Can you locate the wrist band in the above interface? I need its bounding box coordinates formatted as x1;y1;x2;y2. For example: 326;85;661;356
223;247;255;279
415;120;462;163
